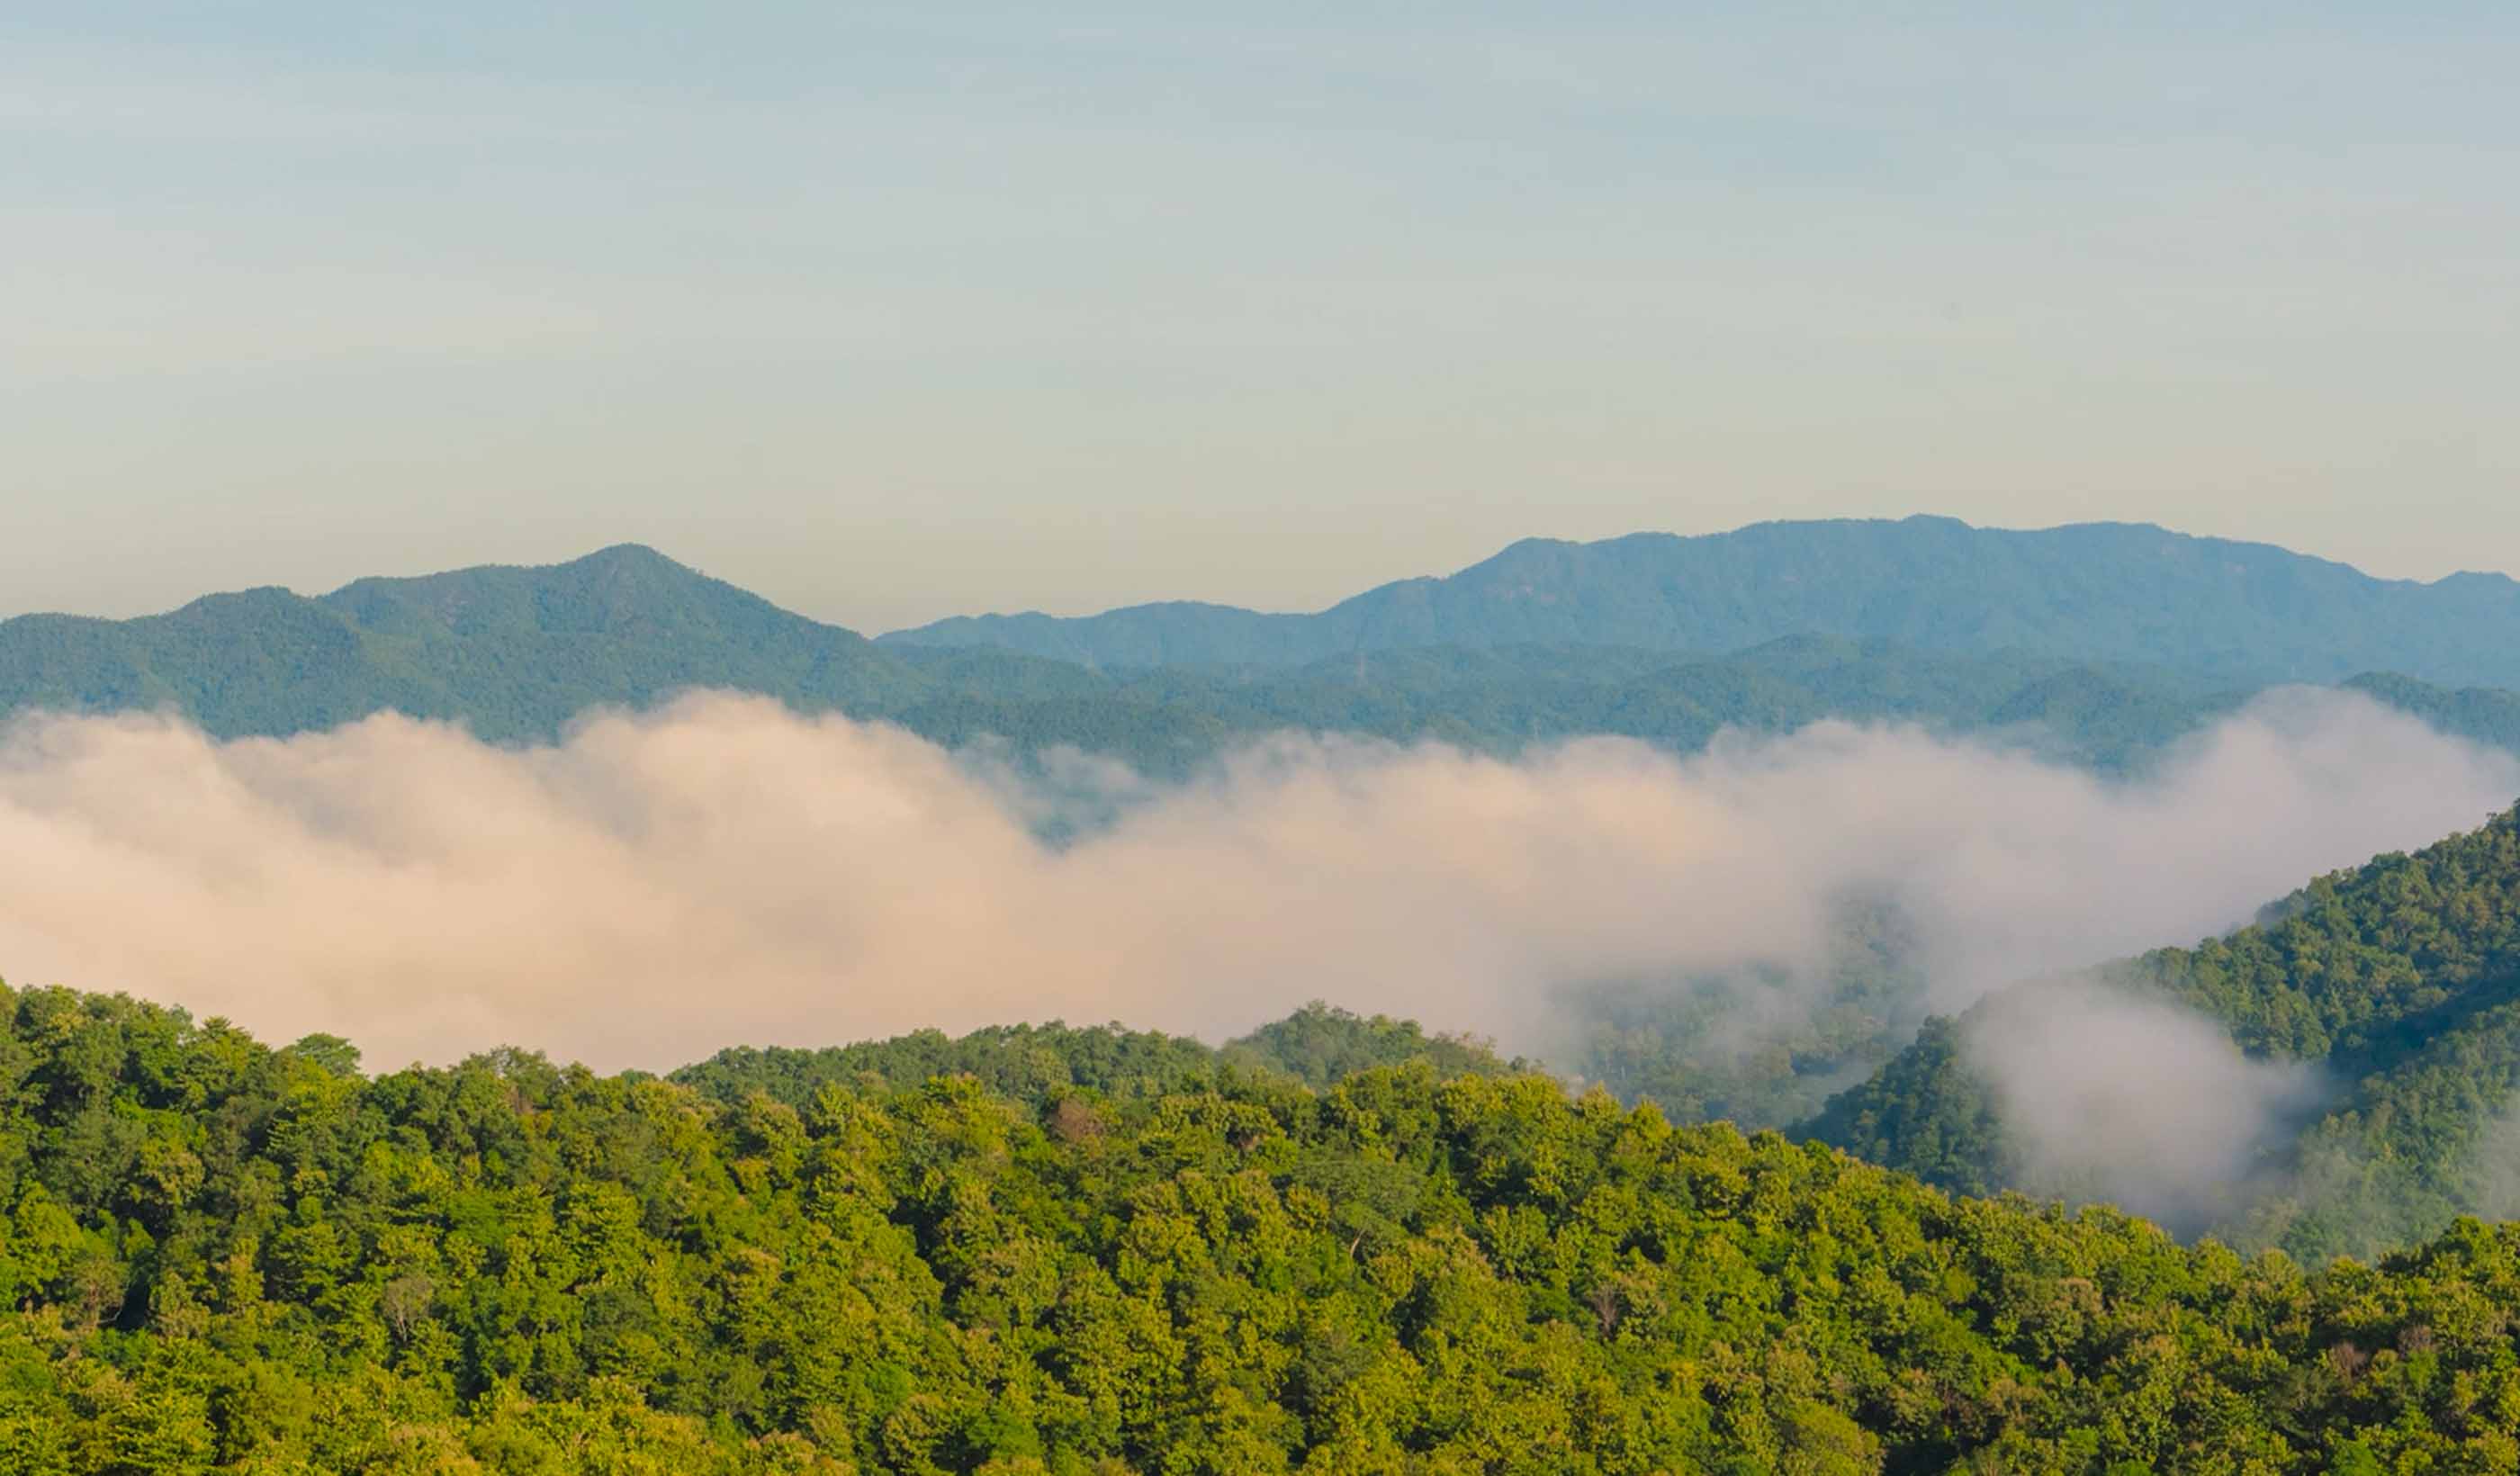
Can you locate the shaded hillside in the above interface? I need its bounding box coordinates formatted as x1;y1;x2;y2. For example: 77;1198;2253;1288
886;516;2520;687
1809;806;2520;1262
907;636;2260;778
2343;671;2520;754
12;980;2520;1471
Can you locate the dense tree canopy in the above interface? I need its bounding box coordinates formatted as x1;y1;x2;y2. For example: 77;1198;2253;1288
11;981;2520;1472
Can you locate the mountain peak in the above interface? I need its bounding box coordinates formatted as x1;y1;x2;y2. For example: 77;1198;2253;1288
570;543;688;573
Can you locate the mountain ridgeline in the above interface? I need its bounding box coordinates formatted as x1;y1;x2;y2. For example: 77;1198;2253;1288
7;526;2520;779
885;517;2520;688
0;544;924;742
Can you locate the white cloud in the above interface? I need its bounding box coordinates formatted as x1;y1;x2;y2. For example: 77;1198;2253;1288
0;688;2507;1074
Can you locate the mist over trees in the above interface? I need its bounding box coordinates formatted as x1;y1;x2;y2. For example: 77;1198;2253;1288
8;736;2520;1469
6;686;2509;1076
1813;806;2520;1263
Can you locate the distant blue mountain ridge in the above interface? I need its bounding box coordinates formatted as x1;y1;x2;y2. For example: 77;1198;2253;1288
4;517;2518;771
880;515;2520;687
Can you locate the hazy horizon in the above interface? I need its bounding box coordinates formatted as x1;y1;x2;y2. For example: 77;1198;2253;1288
7;4;2515;632
4;510;2517;634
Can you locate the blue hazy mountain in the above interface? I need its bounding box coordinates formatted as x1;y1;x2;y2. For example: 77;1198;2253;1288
882;515;2520;687
0;544;928;741
4;534;2519;777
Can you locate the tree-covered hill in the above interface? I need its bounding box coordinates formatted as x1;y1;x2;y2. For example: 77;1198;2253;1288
1810;806;2520;1264
14;981;2520;1472
0;545;927;742
884;516;2520;688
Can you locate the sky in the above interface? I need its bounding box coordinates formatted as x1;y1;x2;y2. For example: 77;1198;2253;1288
4;2;2515;634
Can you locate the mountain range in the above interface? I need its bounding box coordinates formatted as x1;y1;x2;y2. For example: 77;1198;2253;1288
885;515;2520;686
6;520;2520;776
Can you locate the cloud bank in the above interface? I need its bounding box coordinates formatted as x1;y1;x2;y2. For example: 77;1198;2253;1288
0;688;2510;1073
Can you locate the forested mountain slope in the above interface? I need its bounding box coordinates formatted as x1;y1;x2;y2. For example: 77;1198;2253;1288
885;516;2520;687
12;981;2520;1472
1811;806;2520;1264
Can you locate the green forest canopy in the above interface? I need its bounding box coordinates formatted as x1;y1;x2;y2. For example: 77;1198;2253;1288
9;982;2520;1472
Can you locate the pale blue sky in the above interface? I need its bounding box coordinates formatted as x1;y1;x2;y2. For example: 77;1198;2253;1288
4;3;2514;632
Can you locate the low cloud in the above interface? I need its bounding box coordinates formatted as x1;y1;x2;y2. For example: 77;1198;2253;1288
1963;978;2327;1234
0;688;2509;1073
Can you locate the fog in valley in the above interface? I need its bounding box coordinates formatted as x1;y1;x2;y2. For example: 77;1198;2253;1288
0;688;2506;1080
